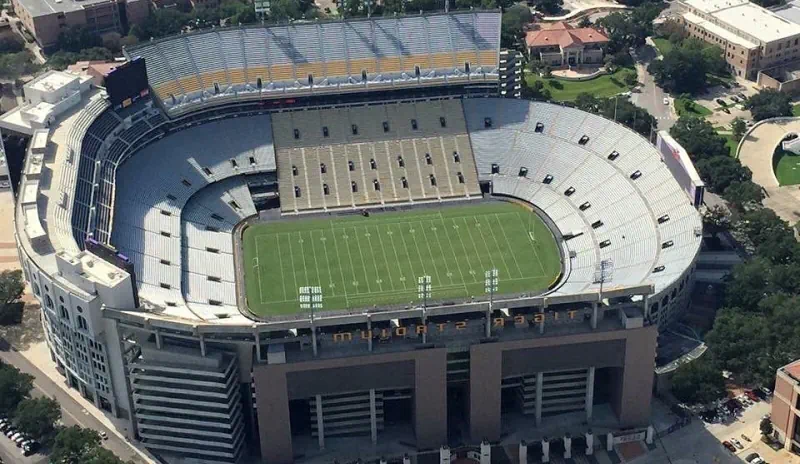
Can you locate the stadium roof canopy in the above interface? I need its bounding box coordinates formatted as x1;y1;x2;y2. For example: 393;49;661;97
125;11;502;116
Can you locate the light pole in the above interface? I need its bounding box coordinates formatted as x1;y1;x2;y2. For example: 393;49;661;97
417;275;431;343
484;269;498;338
593;259;614;300
299;286;323;356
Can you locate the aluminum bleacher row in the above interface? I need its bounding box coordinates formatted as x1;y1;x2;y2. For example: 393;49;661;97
463;98;702;296
124;11;501;114
273;100;481;212
111;116;275;317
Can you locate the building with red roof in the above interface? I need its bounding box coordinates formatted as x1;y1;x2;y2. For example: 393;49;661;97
525;22;610;68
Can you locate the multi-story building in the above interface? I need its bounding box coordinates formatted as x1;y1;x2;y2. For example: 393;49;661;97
525;22;609;68
10;0;148;50
772;359;800;454
679;0;800;80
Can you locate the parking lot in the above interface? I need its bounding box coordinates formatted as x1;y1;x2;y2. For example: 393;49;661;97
0;418;44;464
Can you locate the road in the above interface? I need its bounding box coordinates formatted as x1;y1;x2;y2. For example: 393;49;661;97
0;341;144;464
631;42;676;133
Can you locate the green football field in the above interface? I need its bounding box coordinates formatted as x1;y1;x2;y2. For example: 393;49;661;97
241;202;562;317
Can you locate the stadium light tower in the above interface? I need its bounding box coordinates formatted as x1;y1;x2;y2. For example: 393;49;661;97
484;269;498;338
417;275;432;343
299;286;323;356
593;259;614;299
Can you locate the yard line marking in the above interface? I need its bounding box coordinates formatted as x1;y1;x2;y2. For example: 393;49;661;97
473;216;512;278
329;222;350;308
385;223;408;290
308;230;325;292
286;232;300;298
353;226;375;293
423;219;454;285
374;224;397;291
395;223;418;287
255;235;266;304
493;213;525;278
406;221;432;282
273;234;287;301
461;216;488;277
364;224;389;291
516;213;547;276
297;231;312;287
451;216;476;279
414;220;443;284
437;214;468;293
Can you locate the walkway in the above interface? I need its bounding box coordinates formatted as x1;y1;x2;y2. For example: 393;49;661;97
738;118;800;223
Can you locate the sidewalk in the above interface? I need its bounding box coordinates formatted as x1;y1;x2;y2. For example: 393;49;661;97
19;342;158;464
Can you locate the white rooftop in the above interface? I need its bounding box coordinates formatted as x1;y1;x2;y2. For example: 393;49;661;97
27;70;78;94
683;11;758;48
685;0;800;43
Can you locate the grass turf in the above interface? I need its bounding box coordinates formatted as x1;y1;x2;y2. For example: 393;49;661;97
652;38;674;55
793;104;800;116
774;149;800;186
242;202;562;316
524;68;637;102
674;98;712;118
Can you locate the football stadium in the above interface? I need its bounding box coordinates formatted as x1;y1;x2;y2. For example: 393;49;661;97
8;9;703;464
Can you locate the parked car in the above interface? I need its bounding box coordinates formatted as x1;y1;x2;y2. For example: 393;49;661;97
731;96;740;103
745;390;761;402
723;441;736;452
731;438;743;449
737;92;747;100
663;97;670;105
100;431;108;440
745;452;765;464
741;433;751;442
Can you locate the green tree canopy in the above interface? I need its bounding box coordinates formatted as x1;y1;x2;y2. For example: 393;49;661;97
500;4;533;49
670;358;726;405
0;361;34;416
55;26;102;53
694;155;752;193
13;397;61;440
731;117;747;141
648;38;727;94
669;116;730;160
745;88;792;121
51;426;102;464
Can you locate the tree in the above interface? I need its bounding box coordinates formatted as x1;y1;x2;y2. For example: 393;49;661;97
0;269;24;312
0;35;24;54
694;155;752;193
670;358;726;405
531;0;563;15
13;397;61;440
130;8;190;41
51;426;102;464
745;88;792;121
578;16;592;28
84;447;134;464
0;51;40;79
521;79;551;101
47;47;114;71
623;71;639;87
724;181;765;212
731;117;747;141
500;5;533;49
0;361;34;416
703;205;731;232
55;25;102;53
657;18;686;44
760;417;773;436
669;116;730;160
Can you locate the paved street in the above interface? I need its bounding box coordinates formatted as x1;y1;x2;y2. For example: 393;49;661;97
631;43;676;133
0;341;145;464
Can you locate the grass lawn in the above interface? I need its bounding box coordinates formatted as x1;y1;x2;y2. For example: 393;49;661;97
242;202;562;316
774;148;800;185
525;68;637;102
722;133;738;157
793;104;800;116
652;37;674;55
674;98;713;118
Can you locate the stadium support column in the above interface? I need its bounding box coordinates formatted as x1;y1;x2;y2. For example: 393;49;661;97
315;395;325;449
367;317;373;352
591;302;598;329
255;328;262;361
414;349;448;449
154;329;162;349
370;389;378;444
469;345;501;442
535;372;544;426
585;367;595;421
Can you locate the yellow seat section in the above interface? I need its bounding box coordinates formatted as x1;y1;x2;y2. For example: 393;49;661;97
155;81;181;98
456;51;477;66
430;53;455;69
296;63;325;79
201;70;229;88
228;69;247;85
178;76;203;93
324;60;347;77
379;57;402;73
348;58;377;74
270;64;294;81
478;50;497;67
